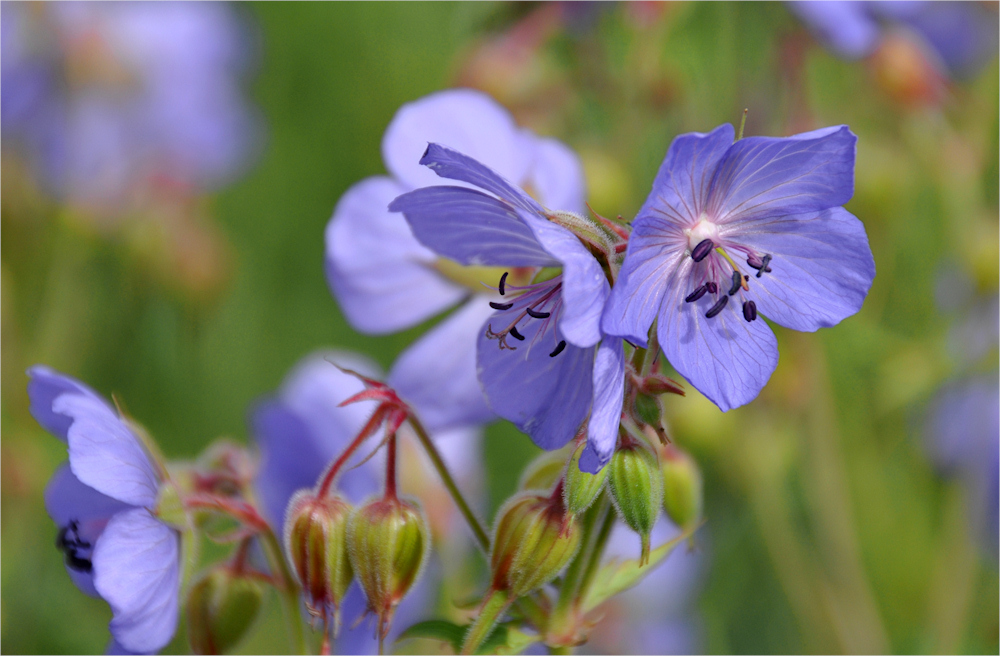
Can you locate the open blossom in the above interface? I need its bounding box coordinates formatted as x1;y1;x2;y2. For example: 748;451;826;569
602;123;875;412
389;144;625;472
28;366;180;654
324;88;586;431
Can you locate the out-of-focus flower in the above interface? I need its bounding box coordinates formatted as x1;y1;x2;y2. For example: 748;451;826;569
788;1;998;80
325;88;586;432
1;2;259;216
602;123;874;412
390;144;625;472
925;377;999;553
28;366;181;654
250;351;480;654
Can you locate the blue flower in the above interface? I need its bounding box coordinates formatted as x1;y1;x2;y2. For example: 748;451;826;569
1;2;258;210
389;144;625;472
788;1;997;79
28;366;180;654
325;88;586;432
602;123;875;412
250;351;480;654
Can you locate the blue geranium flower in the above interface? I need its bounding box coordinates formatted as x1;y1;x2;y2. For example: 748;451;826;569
389;144;625;472
324;88;586;432
28;366;180;654
602;123;875;412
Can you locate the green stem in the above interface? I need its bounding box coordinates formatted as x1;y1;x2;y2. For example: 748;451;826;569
549;501;602;636
259;527;308;655
574;501;615;605
461;588;511;655
408;415;490;551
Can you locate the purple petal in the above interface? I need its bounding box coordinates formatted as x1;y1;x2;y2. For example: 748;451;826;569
731;207;875;332
388;299;496;432
382;88;529;192
45;464;134;598
390;186;559;267
580;338;625;474
896;2;999;79
93;508;180;654
418;143;546;216
601;218;688;348
55;394;160;508
27;366;113;443
477;313;595;450
528;136;587;214
519;211;610;348
707;126;856;224
657;260;779;411
325;176;465;334
788;1;882;59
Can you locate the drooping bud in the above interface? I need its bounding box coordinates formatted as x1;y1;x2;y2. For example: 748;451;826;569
518;447;570;491
347;496;429;637
490;491;582;597
284;490;353;625
187;568;265;655
564;441;608;515
608;442;663;565
660;445;703;530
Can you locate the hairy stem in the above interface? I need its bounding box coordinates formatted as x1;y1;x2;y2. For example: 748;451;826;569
461;588;511;655
259;527;308;654
317;406;386;497
573;500;615;606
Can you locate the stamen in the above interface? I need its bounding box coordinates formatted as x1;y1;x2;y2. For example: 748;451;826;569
705;296;728;318
509;326;526;341
525;307;551;319
755;254;772;278
66;553;93;573
498;271;509;295
743;300;757;322
705;281;718;294
685;285;707;303
490;301;514;311
727;271;742;296
549;341;567;357
691;239;714;262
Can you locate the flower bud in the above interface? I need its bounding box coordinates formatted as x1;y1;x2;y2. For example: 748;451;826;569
661;445;702;530
608;443;663;565
347;496;429;631
563;442;608;515
490;492;581;597
518;447;569;491
284;490;353;622
187;568;264;655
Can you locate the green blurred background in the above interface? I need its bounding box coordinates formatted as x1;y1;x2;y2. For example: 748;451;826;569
2;2;997;654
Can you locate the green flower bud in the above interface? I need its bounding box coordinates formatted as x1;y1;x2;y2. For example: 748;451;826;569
347;496;429;634
284;491;353;623
518;447;570;491
186;568;264;655
563;441;608;515
661;445;703;530
490;492;582;597
608;443;663;565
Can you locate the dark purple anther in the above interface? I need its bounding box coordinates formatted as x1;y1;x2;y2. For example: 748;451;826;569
705;281;718;294
498;271;509;295
525;307;551;319
509;326;526;341
490;301;514;311
549;340;567;357
691;239;714;262
742;300;757;322
705;296;728;318
685;285;707;303
755;254;772;278
727;271;742;295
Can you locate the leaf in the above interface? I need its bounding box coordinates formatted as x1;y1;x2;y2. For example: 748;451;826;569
581;525;698;614
396;619;466;653
478;623;541;655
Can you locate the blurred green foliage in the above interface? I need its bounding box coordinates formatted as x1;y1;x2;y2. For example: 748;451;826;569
2;3;997;654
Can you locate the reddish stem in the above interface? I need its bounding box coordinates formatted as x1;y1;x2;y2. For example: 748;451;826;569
317;406;387;497
184;494;269;531
384;432;398;500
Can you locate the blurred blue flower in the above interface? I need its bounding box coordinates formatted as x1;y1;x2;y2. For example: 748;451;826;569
250;351;480;654
925;377;999;553
325;88;586;432
390;144;624;472
788;1;998;79
28;366;180;654
1;2;259;212
602;123;874;412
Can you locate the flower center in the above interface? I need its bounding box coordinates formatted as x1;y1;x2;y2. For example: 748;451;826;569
485;272;567;357
56;519;94;573
684;216;719;253
681;233;774;323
